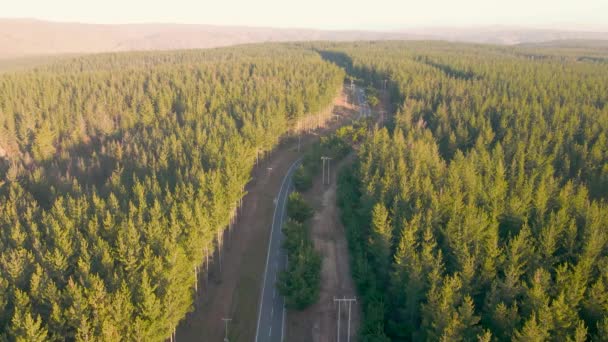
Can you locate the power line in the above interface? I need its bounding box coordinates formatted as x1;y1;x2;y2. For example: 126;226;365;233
334;297;357;342
222;318;232;342
321;156;332;185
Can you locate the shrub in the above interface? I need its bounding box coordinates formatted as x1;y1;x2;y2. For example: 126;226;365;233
277;243;322;310
287;191;313;222
293;165;313;191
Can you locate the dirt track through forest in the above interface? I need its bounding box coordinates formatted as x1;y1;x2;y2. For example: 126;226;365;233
285;153;360;342
285;85;393;342
175;88;355;342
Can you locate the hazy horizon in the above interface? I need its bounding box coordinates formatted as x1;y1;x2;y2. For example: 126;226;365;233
3;17;608;33
3;0;608;31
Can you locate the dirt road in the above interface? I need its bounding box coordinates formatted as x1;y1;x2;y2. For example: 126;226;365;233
284;84;392;342
175;88;355;342
285;152;359;342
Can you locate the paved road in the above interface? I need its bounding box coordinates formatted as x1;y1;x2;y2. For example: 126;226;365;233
354;86;370;118
255;158;302;342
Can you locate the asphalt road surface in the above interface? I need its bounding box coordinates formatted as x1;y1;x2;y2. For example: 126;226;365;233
355;86;370;118
255;158;302;342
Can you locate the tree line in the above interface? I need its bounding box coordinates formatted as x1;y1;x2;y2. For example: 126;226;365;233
0;44;344;341
328;42;608;341
278;192;320;309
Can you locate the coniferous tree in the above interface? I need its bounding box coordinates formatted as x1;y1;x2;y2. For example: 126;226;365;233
331;41;608;341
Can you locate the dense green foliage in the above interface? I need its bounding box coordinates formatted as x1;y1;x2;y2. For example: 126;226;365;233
293;164;314;191
0;45;344;341
331;42;608;341
278;221;320;310
278;192;321;309
286;192;314;223
293;128;353;192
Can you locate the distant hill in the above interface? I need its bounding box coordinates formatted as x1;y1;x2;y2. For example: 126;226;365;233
0;18;422;59
514;39;608;61
403;26;608;45
1;19;607;59
517;39;608;49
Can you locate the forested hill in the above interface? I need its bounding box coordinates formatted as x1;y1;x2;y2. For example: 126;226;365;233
0;45;344;340
327;42;608;340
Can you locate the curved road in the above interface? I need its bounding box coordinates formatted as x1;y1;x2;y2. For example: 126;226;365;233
355;86;370;119
255;158;302;342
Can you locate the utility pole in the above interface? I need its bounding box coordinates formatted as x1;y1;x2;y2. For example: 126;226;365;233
297;121;301;152
334;297;357;342
321;157;326;185
321;156;332;185
222;318;232;342
217;230;222;274
194;266;198;292
327;158;331;185
169;327;176;342
205;245;209;284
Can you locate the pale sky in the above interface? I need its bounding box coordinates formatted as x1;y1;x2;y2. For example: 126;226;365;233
3;0;608;31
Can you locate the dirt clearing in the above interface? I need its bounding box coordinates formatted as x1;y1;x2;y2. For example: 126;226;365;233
285;153;359;342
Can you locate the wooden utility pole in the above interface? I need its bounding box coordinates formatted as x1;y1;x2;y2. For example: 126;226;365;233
217;229;222;273
334;297;357;342
321;156;332;185
222;318;232;342
205;245;209;284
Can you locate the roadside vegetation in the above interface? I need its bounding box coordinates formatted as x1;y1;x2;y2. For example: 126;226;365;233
365;86;380;108
278;192;320;309
279;122;361;310
293;125;360;192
